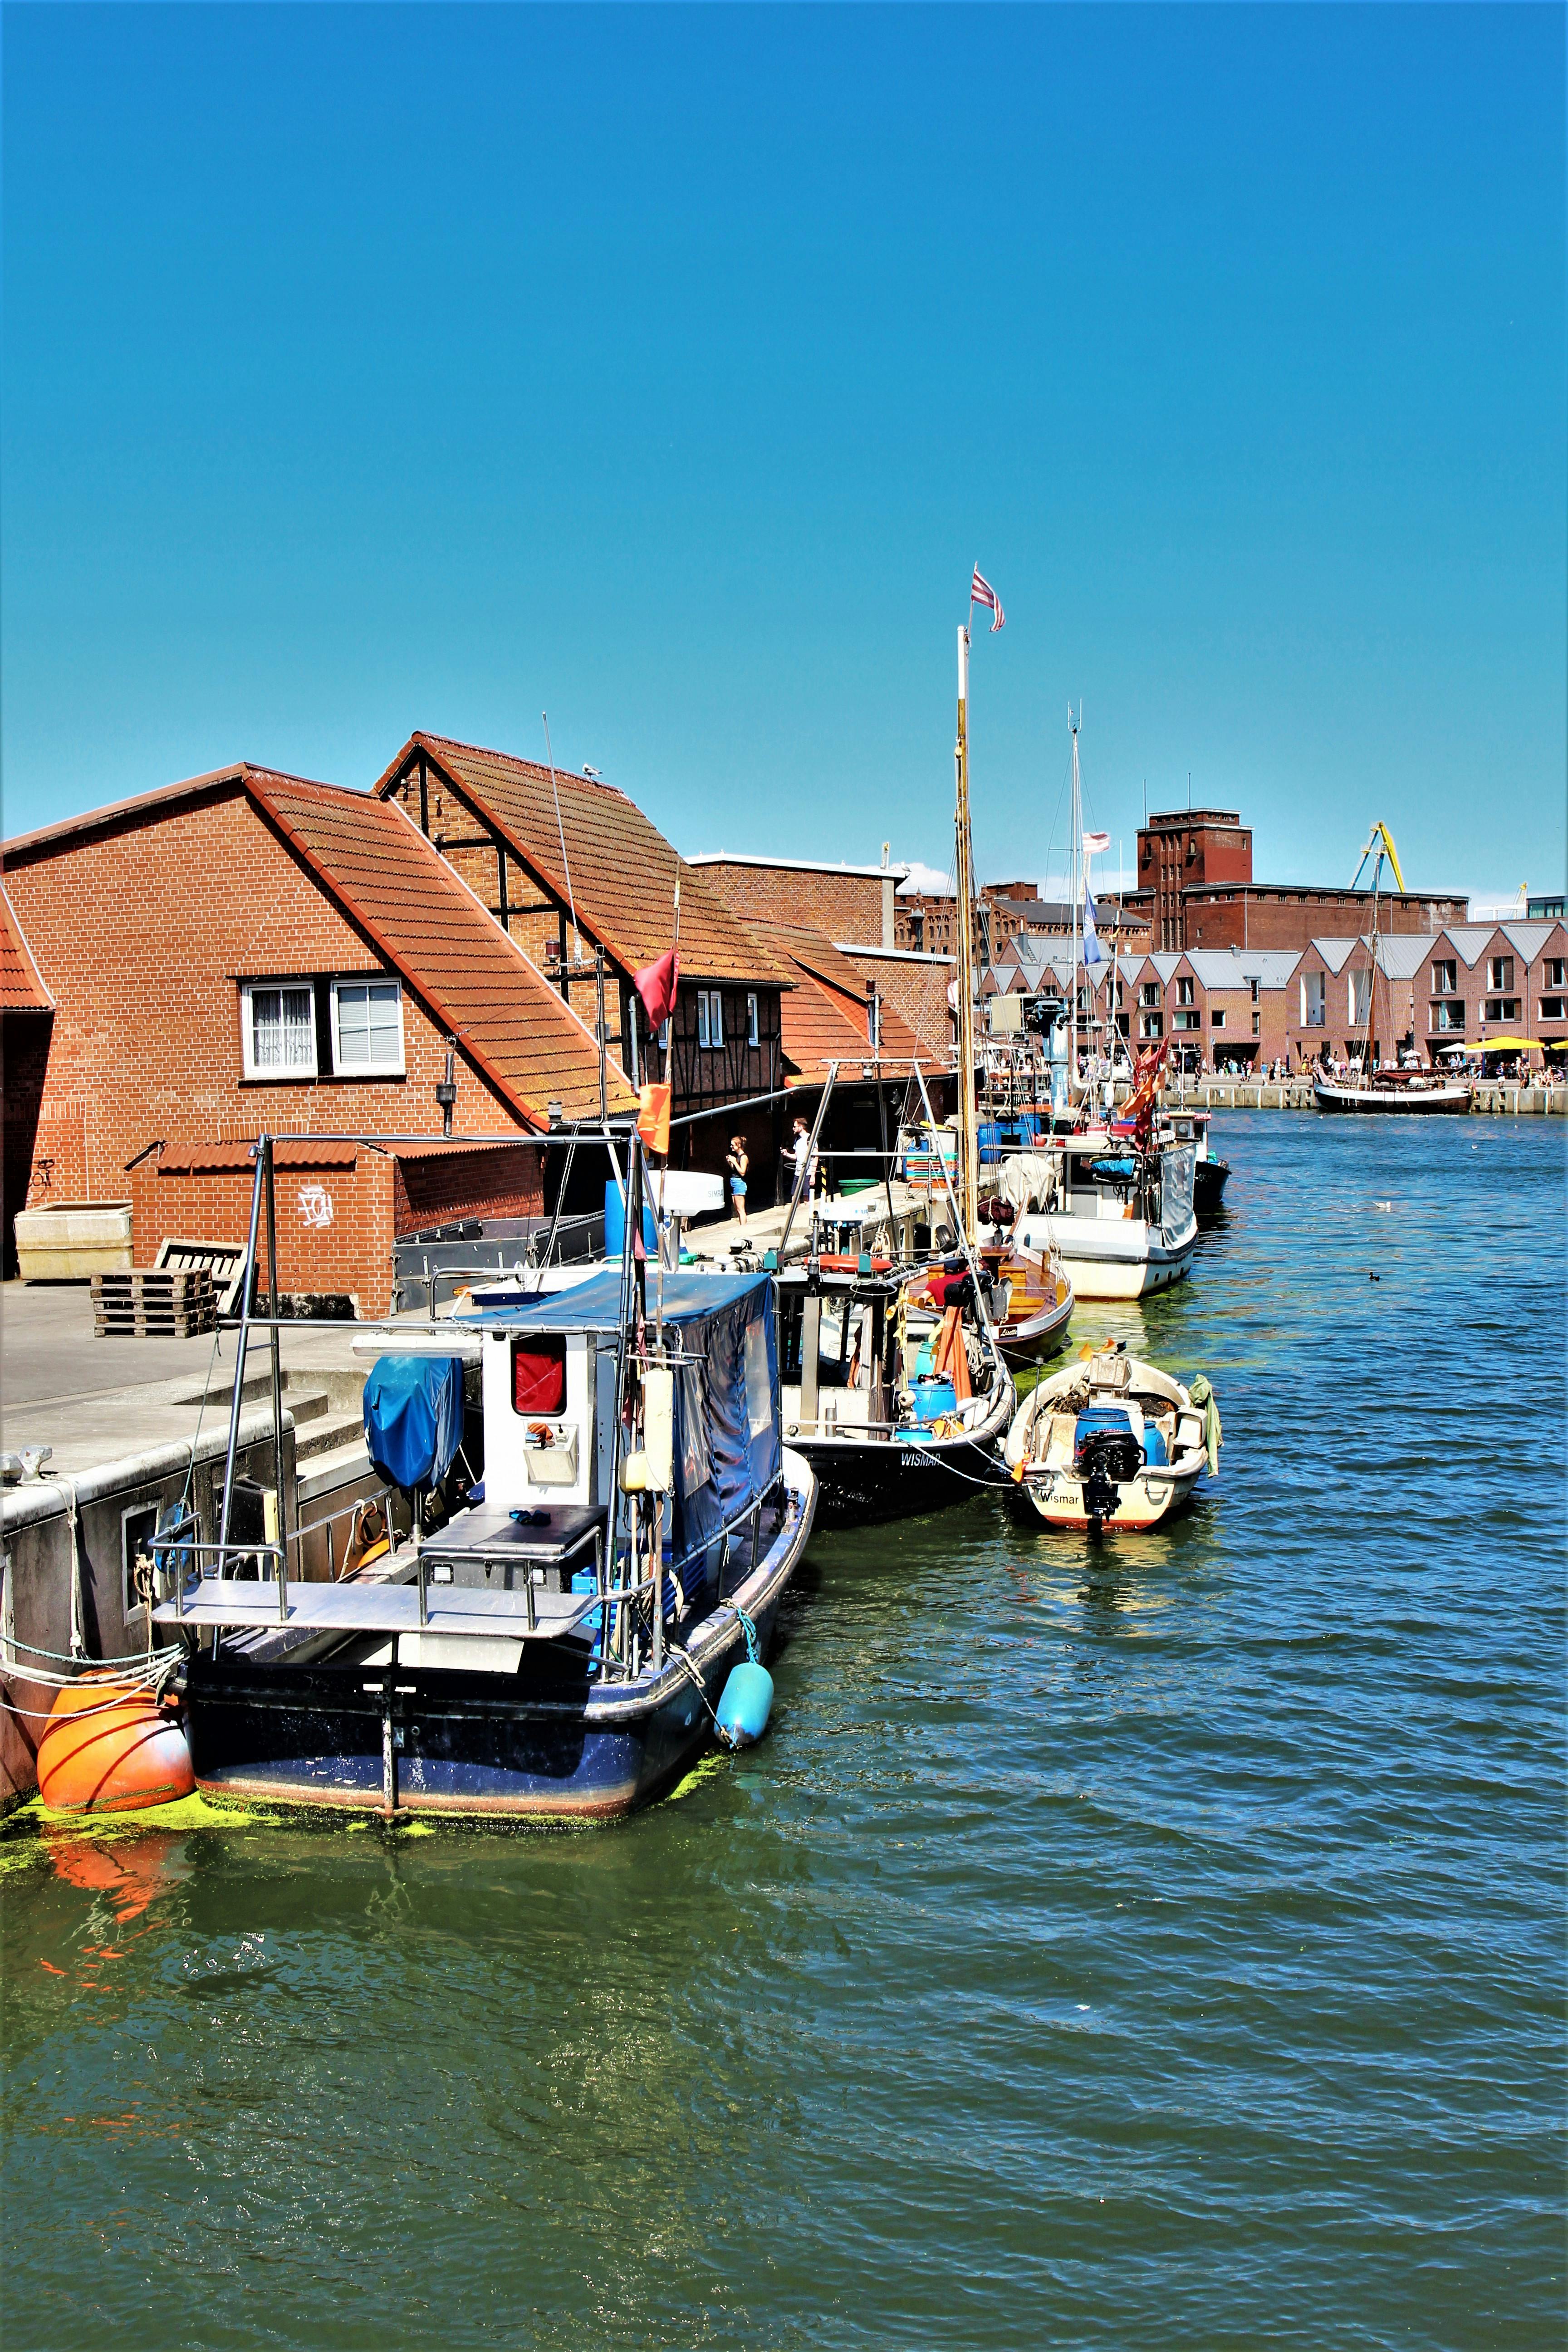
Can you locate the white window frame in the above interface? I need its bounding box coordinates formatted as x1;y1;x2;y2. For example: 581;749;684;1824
330;977;406;1077
1489;956;1514;991
240;980;318;1080
1301;973;1326;1028
1544;959;1565;990
1434;1000;1465;1033
746;991;760;1047
696;990;724;1050
1433;960;1457;995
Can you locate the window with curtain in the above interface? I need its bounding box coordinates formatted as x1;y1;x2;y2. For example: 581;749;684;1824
243;983;316;1078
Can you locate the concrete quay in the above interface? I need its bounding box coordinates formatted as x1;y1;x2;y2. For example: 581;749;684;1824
1171;1078;1566;1113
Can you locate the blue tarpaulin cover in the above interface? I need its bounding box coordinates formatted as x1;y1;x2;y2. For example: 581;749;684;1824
466;1271;779;1592
363;1356;465;1490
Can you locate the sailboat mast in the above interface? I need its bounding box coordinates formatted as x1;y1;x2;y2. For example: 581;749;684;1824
954;625;980;1243
1070;709;1081;1089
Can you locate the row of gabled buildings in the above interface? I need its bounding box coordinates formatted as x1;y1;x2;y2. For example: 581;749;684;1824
0;735;949;1311
984;919;1568;1070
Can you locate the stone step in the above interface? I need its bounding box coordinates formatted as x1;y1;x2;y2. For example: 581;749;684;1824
294;1409;365;1465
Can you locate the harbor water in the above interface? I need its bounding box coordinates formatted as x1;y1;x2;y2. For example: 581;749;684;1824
2;1115;1562;2348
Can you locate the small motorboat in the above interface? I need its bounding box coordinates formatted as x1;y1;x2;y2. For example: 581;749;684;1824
972;1195;1073;1365
1004;1340;1219;1532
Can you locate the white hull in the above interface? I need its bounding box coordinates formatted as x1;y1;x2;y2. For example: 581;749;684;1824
1004;1347;1215;1532
1313;1079;1470;1115
1014;1212;1197;1301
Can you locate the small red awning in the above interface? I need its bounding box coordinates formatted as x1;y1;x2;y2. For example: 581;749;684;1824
155;1139;359;1176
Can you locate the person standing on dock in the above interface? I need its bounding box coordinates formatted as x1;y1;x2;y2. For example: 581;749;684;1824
784;1115;817;1207
726;1135;750;1226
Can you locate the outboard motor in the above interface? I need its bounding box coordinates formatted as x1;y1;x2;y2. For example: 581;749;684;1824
1073;1406;1142;1528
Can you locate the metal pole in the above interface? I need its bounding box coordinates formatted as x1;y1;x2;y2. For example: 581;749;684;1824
218;1143;267;1573
778;1062;838;1263
877;1069;897;1259
595;944;609;1125
603;1128;640;1676
263;1137;288;1623
911;1057;992;1333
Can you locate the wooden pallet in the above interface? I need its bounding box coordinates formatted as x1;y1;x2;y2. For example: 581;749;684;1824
91;1267;216;1338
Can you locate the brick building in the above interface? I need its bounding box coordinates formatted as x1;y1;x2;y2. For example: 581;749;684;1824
1416;921;1568;1063
374;735;789;1180
1127;804;1464;952
2;765;632;1311
686;853;904;951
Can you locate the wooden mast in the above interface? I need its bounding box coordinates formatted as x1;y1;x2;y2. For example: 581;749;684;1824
954;625;980;1243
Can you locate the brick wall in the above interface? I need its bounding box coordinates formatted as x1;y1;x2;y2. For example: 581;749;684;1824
838;950;954;1058
393;1145;545;1237
1184;888;1462;952
697;861;891;948
132;1153;397;1313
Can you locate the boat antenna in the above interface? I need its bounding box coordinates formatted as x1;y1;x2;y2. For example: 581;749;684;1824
542;711;582;962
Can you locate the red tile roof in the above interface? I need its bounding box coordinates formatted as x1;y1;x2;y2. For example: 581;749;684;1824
746;918;926;1083
157;1139;360;1175
245;772;638;1127
375;732;789;988
0;885;53;1010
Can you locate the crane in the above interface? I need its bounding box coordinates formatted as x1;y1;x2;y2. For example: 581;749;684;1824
1350;821;1407;897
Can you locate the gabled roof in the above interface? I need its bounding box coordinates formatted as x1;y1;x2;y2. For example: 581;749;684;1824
375;733;787;988
1497;921;1559;962
1311;937;1360;974
1186;948;1303;990
0;885;53;1009
1371;935;1431;981
1436;925;1498;968
248;773;636;1126
746;917;924;1081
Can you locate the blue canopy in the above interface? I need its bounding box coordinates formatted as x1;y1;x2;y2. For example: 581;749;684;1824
363;1356;465;1491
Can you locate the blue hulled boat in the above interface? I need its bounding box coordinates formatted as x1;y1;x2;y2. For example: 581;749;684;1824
160;1264;816;1821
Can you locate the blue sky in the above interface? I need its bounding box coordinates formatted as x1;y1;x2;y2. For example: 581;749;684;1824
4;4;1563;900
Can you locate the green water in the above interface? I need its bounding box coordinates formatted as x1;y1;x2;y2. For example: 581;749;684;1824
2;1117;1563;2348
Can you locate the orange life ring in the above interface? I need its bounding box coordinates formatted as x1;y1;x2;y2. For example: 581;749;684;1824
37;1670;195;1814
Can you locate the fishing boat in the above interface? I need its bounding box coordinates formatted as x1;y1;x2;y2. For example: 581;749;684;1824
1004;1340;1220;1532
971;1204;1073;1362
157;1144;816;1821
774;1245;1014;1524
1163;1108;1231;1216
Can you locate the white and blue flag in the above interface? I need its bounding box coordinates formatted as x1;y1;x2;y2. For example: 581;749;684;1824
1082;886;1104;966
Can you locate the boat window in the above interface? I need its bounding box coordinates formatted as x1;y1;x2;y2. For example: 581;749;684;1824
679;1362;711;1490
512;1336;566;1416
744;1312;773;1437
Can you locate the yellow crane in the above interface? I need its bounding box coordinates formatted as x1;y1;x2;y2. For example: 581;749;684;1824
1350;821;1406;897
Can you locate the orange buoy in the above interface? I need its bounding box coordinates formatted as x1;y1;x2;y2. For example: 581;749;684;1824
37;1671;195;1814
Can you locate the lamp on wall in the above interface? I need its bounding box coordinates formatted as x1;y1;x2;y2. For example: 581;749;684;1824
435;1037;457;1138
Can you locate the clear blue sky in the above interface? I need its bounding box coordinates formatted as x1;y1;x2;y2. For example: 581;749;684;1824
4;4;1563;900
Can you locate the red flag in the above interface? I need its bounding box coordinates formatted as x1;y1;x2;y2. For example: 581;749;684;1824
637;1082;671;1156
635;950;679;1030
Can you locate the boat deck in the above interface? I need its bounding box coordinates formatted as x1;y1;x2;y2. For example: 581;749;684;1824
153;1576;599;1641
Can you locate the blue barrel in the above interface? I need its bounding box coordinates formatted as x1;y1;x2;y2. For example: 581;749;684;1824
1142;1425;1169;1467
911;1375;958;1423
715;1661;774;1748
603;1180;657;1258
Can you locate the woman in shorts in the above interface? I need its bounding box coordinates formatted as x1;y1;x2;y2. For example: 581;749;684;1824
725;1136;749;1225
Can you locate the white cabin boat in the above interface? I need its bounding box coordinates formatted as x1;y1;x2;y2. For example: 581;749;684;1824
1012;1136;1197;1301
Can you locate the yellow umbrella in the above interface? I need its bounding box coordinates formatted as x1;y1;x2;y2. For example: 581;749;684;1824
1478;1036;1543;1053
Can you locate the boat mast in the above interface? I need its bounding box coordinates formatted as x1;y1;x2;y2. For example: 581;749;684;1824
1069;706;1081;1095
954;625;980;1243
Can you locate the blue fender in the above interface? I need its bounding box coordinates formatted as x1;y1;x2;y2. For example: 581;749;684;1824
715;1661;774;1749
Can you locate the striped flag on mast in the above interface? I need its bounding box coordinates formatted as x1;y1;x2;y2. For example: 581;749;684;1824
969;568;1005;632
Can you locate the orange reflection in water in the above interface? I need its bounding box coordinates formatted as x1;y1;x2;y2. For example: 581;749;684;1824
45;1830;180;1926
